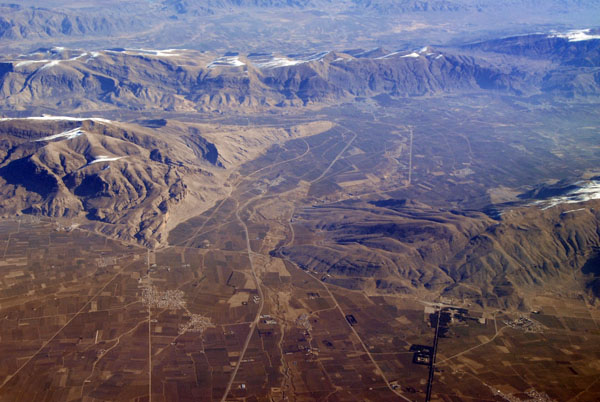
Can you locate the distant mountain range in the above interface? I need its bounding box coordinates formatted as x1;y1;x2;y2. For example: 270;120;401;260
161;0;600;13
2;1;599;53
464;29;600;67
0;3;148;41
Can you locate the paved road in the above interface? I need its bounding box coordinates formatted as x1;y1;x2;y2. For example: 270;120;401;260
425;308;442;402
219;206;266;402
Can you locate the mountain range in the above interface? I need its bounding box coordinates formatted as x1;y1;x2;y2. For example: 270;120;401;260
0;32;598;115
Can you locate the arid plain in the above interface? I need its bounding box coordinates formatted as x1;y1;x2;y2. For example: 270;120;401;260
1;97;600;401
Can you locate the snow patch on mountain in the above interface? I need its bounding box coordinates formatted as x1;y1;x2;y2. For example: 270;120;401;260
40;60;61;70
375;51;401;60
0;115;112;123
207;55;245;68
35;128;85;142
254;57;303;68
15;60;50;67
550;29;600;42
89;156;124;164
535;181;600;210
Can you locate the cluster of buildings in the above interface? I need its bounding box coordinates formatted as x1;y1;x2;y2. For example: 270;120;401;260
503;316;544;333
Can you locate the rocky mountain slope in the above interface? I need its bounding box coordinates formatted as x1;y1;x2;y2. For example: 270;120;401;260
278;197;600;310
0;47;502;112
0;117;207;246
276;200;495;293
465;29;600;66
441;200;600;309
0;116;333;246
463;31;600;96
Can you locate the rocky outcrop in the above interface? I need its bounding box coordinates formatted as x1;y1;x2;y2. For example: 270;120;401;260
0;119;205;246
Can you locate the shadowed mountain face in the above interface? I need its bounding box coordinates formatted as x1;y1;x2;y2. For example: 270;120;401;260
464;30;600;67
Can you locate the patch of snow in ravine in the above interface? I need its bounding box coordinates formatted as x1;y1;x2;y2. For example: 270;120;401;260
126;48;182;57
374;51;401;60
15;60;50;67
89;156;124;164
35;128;85;142
300;51;329;62
40;60;61;70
